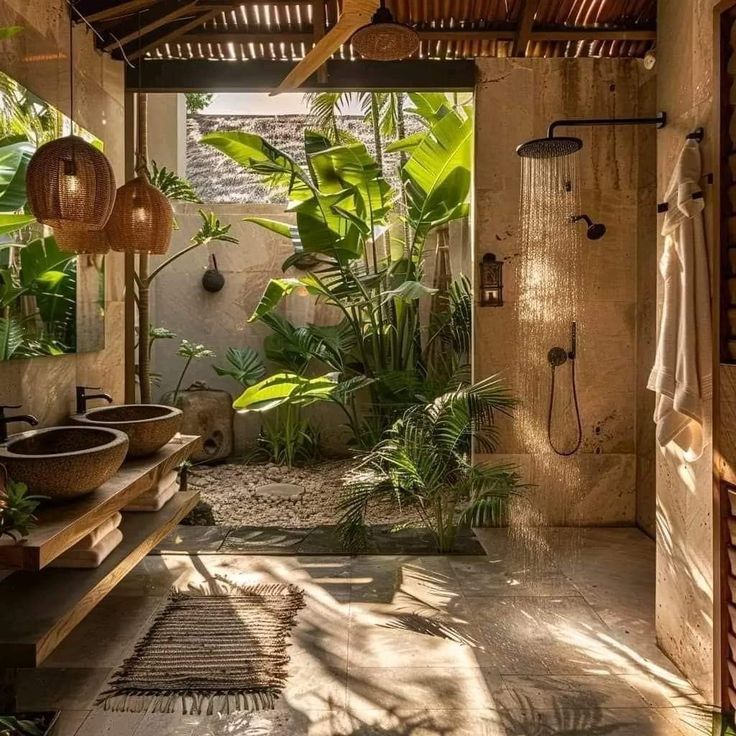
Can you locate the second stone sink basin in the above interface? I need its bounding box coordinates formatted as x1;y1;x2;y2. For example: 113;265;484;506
0;426;129;500
71;404;183;458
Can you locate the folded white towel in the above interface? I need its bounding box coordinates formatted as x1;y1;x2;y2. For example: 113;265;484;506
70;512;122;552
50;528;123;569
124;471;179;512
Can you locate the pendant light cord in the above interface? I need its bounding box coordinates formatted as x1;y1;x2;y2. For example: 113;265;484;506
134;11;148;179
68;0;74;129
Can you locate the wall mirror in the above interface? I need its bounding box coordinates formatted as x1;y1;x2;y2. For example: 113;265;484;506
0;71;105;361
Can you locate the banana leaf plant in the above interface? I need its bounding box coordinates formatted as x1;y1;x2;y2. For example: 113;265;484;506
202;97;473;445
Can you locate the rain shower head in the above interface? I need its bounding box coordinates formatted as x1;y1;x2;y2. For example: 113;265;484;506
517;113;667;159
516;135;583;159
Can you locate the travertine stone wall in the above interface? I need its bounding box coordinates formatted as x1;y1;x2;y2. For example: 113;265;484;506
655;0;717;703
473;58;656;528
0;1;125;424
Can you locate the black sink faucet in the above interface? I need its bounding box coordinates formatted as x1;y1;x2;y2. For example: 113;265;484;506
0;406;38;443
76;386;113;415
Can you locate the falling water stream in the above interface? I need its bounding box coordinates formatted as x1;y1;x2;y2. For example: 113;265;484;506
511;152;586;572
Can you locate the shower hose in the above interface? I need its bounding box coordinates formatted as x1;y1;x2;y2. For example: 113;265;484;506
547;354;583;456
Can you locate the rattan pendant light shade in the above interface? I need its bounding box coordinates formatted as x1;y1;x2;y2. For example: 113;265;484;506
104;175;173;255
26;135;116;233
351;1;419;60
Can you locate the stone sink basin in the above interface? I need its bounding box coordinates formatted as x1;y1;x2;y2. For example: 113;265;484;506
71;404;183;458
0;426;129;500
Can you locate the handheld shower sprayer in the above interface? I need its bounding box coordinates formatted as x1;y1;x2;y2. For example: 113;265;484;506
547;322;583;456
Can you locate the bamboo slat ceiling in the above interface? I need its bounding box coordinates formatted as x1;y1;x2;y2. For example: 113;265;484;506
78;0;657;64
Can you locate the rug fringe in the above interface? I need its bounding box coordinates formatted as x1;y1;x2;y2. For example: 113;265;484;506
174;575;306;605
96;688;278;714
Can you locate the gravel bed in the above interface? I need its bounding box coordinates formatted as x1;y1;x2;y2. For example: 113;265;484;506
185;458;419;528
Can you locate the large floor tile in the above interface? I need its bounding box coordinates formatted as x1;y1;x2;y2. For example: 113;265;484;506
345;666;497;712
495;673;651;711
448;554;576;597
499;706;685;736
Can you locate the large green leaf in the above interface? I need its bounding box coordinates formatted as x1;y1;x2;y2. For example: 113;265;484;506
248;277;307;322
233;371;339;412
401;108;472;241
19;236;74;286
0;212;34;236
201;131;314;201
0;315;24;360
309;141;393;230
242;216;293;240
0;137;33;211
382;280;437;303
213;347;265;388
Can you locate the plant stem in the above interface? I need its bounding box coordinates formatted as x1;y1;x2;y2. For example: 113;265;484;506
172;355;193;404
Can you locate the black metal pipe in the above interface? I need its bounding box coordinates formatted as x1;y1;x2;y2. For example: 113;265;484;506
548;111;667;138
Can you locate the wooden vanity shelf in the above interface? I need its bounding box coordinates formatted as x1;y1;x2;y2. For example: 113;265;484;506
0;489;198;667
0;435;200;571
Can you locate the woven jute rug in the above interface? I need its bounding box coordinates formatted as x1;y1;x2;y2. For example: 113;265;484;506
96;576;305;715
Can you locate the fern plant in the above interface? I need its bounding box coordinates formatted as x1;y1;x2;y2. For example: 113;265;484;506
338;374;522;553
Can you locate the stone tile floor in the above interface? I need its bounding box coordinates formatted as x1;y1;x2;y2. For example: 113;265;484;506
16;527;716;735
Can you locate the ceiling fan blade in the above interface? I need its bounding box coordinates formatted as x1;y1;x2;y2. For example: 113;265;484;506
275;0;380;91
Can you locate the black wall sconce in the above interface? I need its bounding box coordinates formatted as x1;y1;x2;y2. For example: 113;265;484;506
480;252;504;307
201;254;225;293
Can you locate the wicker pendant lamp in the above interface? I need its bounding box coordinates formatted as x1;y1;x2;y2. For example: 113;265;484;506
26;3;115;249
105;175;173;255
104;93;173;255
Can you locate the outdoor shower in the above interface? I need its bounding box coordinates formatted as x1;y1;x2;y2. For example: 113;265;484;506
516;112;667;455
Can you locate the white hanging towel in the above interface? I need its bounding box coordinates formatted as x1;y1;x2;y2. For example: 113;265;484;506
647;139;712;461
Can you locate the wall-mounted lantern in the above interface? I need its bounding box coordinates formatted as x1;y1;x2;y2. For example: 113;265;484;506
479;253;504;307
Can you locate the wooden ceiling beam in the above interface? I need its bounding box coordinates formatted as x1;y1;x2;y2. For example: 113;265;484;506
82;0;160;24
102;0;203;52
532;27;656;42
512;0;541;56
126;58;478;91
313;0;328;83
123;7;225;60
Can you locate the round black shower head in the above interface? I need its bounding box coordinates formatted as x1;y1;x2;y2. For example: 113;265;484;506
516;136;583;159
571;214;606;241
586;222;606;240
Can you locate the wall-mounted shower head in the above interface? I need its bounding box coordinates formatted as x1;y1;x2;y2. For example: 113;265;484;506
571;214;606;241
516;136;583;159
517;113;667;160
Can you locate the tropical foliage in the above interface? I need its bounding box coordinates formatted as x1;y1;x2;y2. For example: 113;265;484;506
338;375;522;553
202;92;474;448
0;471;44;541
0;71;105;361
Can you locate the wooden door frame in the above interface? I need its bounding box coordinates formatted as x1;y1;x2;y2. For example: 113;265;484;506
714;0;736;713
